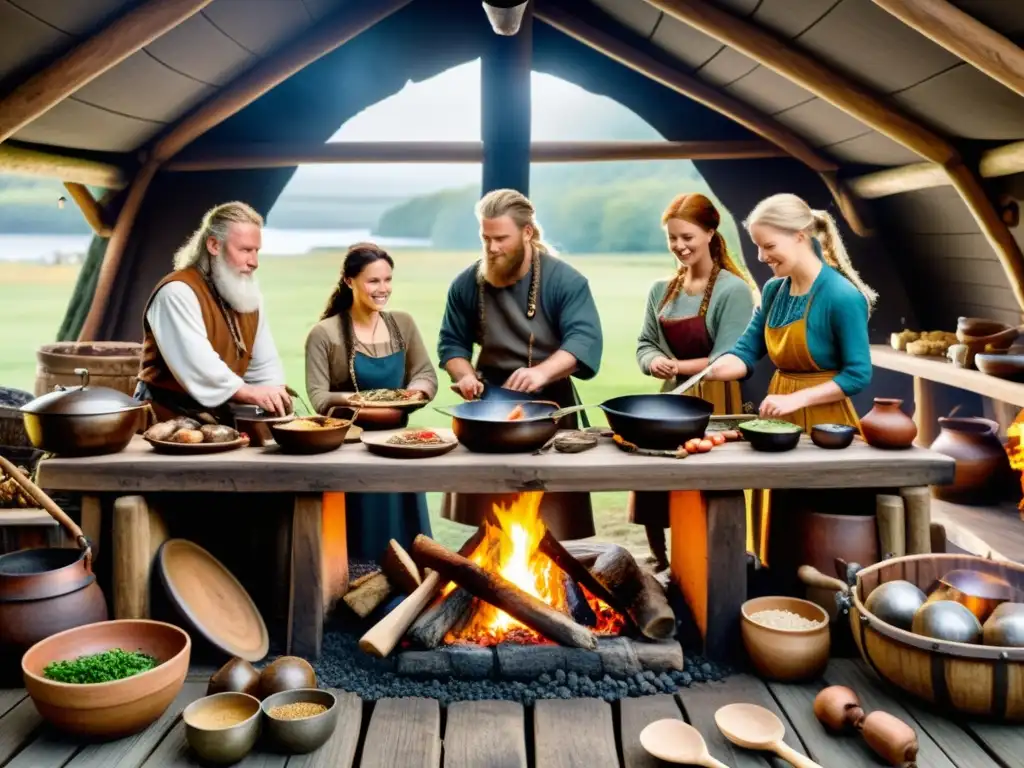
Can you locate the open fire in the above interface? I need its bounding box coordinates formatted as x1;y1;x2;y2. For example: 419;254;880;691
443;492;624;645
1005;411;1024;514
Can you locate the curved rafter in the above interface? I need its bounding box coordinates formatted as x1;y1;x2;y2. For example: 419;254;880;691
642;0;1024;314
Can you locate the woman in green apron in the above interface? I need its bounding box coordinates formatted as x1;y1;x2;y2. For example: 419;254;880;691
706;193;875;565
305;243;438;560
632;193;757;569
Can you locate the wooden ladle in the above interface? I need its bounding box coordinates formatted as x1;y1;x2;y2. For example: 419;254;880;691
639;719;730;767
715;703;822;768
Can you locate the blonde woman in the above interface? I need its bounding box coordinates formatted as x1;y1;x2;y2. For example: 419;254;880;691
707;193;875;564
631;193;757;569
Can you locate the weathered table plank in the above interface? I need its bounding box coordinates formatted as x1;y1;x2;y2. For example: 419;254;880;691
618;694;684;768
443;700;526;768
0;691;25;720
824;660;957;768
678;675;805;768
533;699;619;768
4;726;79;768
36;434;954;493
287;690;362;768
0;698;44;765
359;698;441;768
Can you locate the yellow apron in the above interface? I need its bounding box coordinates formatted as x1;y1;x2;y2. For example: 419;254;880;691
749;292;861;564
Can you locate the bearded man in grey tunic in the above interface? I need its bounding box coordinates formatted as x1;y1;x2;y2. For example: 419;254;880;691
437;188;604;539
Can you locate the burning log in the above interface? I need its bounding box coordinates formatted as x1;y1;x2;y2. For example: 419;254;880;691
540;532;634;630
383;539;422;593
591;545;675;640
562;572;597;626
408;587;474;648
411;534;598;650
562;541;617;567
343;571;392;618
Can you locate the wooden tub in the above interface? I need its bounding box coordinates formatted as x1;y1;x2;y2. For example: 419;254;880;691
851;553;1024;721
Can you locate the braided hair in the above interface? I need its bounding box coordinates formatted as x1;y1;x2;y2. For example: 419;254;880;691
658;193;759;312
320;242;406;391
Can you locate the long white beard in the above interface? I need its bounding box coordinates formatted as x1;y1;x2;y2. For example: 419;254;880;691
211;256;262;313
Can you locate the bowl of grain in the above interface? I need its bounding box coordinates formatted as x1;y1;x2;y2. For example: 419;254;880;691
261;688;337;754
740;596;830;681
182;691;261;765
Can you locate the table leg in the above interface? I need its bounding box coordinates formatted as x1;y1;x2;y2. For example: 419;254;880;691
669;490;747;662
912;376;937;448
112;495;168;619
80;494;102;557
288;493;325;659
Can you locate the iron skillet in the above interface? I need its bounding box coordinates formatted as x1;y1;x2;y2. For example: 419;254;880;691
562;393;714;450
434;400;576;453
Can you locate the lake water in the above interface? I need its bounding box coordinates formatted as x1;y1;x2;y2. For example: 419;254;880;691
0;229;431;263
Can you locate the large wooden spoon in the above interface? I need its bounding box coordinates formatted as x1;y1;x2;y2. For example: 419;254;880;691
715;703;821;768
639;719;730;767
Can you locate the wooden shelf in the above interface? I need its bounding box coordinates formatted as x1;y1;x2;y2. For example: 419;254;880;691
0;508;56;526
931;498;1024;563
870;345;1024;407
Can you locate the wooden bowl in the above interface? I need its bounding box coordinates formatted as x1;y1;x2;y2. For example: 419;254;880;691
975;353;1024;382
21;619;190;738
183;692;261;765
741;596;830;681
851;553;1024;721
269;416;352;454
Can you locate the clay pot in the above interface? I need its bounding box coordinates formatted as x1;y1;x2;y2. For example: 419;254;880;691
860;398;917;449
929;417;1012;504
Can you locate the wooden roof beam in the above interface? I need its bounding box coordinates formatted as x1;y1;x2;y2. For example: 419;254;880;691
644;0;1024;313
63;183;112;238
0;144;126;188
0;0;214;144
164;139;788;169
534;5;872;236
871;0;1024;99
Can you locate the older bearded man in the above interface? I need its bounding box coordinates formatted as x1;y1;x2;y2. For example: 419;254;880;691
134;201;291;423
437;188;603;539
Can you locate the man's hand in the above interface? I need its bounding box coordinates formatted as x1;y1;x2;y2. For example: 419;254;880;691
455;374;484;400
503;367;551;393
649;356;676;380
235;384;292;415
758;392;805;418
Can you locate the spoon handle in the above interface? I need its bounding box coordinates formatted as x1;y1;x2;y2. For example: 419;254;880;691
704;756;731;768
773;741;822;768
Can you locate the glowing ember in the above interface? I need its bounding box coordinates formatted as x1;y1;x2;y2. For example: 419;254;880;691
444;492;624;645
1005;411;1024;511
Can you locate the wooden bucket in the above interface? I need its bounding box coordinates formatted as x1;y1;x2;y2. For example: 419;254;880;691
851;553;1024;721
35;342;142;398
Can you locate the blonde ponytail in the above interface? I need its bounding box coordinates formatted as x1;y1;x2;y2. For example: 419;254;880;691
811;209;877;311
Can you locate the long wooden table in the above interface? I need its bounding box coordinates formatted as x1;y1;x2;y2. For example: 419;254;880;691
36;433;955;660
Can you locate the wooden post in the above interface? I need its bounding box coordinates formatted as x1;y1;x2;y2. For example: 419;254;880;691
668;490;746;662
876;494;906;558
481;3;532;195
900;486;931;555
288;493;325;658
112;495;168;619
80;494;102;559
912;376;938;447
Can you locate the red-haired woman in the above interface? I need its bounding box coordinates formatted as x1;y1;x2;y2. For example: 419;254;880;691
630;193;758;570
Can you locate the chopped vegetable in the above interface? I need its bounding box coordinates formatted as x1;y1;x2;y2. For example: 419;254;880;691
740;419;801;433
42;648;159;684
506;404;525;421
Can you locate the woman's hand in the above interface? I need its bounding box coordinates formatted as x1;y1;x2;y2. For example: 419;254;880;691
405;386;430;401
759;393;806;418
649;356;676;380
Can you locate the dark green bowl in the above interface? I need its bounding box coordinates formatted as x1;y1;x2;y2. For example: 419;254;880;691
738;420;802;452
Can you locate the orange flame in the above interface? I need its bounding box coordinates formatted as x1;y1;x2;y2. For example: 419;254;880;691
444;492;623;645
1005;411;1024;510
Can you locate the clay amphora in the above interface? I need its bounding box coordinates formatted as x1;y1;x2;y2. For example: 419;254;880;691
860;398;917;449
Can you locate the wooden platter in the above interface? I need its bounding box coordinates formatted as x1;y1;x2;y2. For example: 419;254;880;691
156;538;269;661
360;427;459;459
143;436;249;454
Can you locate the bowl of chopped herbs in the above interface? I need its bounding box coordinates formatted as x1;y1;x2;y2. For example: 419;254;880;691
21;619;191;738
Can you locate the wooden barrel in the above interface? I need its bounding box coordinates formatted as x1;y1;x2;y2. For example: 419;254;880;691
35;342;142;397
851;553;1024;721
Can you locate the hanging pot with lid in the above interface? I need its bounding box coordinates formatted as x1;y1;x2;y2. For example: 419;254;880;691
21;367;151;457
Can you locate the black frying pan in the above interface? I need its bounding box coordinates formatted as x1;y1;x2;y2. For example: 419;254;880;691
559;394;714;450
434;400;577;453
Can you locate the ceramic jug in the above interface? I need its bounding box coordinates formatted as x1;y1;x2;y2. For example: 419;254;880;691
930;417;1012;504
860;398;917;449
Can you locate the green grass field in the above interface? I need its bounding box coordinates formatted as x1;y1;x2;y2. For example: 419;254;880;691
0;249;676;553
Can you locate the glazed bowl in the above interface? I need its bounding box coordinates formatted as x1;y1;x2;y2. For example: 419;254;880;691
741;596;830;681
975;353;1024;382
811;423;856;449
261;688;338;754
183;692;261;765
21;619;190;738
737;420;802;452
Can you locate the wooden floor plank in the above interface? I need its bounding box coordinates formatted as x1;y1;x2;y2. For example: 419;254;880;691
4;727;80;768
901;698;1008;767
962;721;1024;768
824;660;958;768
0;698;44;765
618;694;684;768
767;676;877;766
71;682;205;768
358;698;441;768
0;691;26;720
286;690;362;768
678;676;804;768
443;700;526;768
533;699;618;768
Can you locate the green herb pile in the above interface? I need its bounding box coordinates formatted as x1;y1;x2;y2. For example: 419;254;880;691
42;648;159;684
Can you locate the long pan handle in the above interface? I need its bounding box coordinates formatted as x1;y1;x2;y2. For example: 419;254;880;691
550;403;589;421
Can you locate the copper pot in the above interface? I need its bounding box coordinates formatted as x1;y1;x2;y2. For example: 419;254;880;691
21;368;150;456
929;417;1012;503
0;457;108;673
